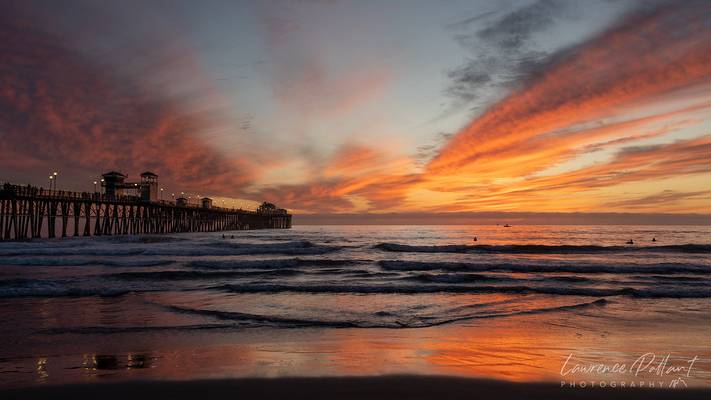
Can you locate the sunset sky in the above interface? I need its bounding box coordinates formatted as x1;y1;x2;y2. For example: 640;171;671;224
1;0;710;216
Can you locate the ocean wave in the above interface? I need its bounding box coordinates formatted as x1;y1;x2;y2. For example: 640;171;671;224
39;324;234;334
156;299;609;329
0;257;175;267
374;242;711;254
94;235;186;244
0;278;175;298
404;273;594;284
214;283;711;298
0;248;149;257
0;285;135;298
106;269;302;280
197;240;341;256
0;240;341;258
164;304;368;328
187;258;364;270
378;260;711;274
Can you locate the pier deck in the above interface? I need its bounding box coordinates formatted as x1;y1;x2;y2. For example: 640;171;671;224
0;183;291;240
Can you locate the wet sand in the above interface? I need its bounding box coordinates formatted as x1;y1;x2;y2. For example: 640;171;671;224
3;297;711;389
3;376;710;400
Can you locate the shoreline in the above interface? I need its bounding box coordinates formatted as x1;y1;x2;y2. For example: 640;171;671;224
3;376;710;400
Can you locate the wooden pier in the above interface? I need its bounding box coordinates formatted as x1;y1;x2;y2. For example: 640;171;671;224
0;183;291;240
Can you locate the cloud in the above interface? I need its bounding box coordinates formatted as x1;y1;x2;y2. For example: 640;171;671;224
0;3;260;196
602;190;711;210
430;0;711;174
252;143;419;213
443;0;615;109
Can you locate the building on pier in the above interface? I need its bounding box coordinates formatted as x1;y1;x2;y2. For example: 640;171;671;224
139;172;159;202
101;171;128;198
101;171;159;202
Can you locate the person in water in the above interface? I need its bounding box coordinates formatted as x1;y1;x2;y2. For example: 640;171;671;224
473;236;478;242
652;237;656;242
627;239;634;245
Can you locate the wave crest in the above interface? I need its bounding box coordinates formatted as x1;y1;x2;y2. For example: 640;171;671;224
374;242;711;254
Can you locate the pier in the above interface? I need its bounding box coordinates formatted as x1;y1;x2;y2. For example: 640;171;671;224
0;181;291;240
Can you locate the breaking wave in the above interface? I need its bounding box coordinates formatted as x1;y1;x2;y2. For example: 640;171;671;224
196;240;341;255
374;243;711;254
187;258;364;270
0;257;175;267
156;298;610;329
378;260;711;274
214;283;711;298
106;269;302;280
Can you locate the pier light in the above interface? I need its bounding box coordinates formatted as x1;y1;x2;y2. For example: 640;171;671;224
93;181;97;192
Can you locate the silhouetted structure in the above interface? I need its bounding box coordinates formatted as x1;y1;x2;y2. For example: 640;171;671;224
140;172;159;202
0;177;291;240
101;171;127;198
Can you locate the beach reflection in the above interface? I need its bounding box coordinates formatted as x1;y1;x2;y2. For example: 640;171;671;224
4;306;710;389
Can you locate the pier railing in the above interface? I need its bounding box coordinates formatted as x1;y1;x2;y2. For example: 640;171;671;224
0;183;291;240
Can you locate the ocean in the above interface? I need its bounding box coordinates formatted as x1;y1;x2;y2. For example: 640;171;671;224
1;225;711;388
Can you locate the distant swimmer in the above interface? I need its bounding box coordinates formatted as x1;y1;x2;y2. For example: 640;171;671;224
473;236;478;242
652;237;657;242
222;234;225;239
230;235;235;239
626;239;634;245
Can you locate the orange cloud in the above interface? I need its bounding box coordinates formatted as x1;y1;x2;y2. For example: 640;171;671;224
0;6;262;196
401;2;711;213
428;2;711;175
251;2;711;214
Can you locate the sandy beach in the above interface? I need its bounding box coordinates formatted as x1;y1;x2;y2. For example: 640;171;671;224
4;376;711;400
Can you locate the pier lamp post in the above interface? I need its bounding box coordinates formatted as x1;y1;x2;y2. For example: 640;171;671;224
93;181;97;192
48;175;53;190
160;188;164;200
53;172;58;190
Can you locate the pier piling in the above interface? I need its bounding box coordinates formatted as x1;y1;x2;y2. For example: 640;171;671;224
0;183;291;240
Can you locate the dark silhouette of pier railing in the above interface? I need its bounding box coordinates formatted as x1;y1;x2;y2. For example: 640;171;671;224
0;183;291;240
